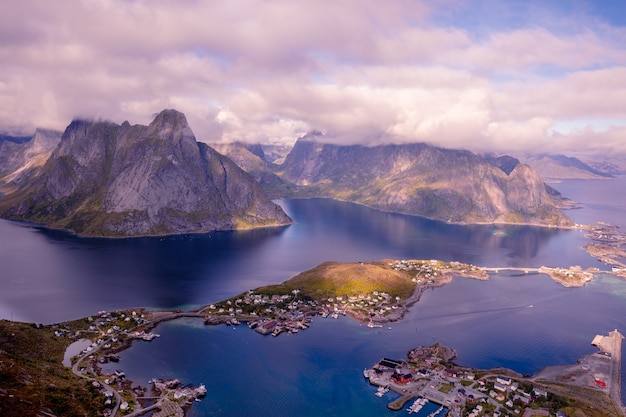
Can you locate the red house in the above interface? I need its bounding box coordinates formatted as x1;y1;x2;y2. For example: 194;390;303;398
391;373;413;384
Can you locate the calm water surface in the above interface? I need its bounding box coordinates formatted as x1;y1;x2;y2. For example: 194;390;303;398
1;176;626;415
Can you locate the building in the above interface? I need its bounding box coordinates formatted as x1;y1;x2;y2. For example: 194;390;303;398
496;376;512;385
494;382;507;392
391;373;413;384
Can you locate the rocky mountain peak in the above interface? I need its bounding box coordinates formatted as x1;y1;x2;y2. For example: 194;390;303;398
276;140;571;227
0;110;292;237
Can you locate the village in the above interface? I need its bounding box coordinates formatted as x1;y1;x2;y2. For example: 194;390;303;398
57;309;207;416
55;257;624;417
364;331;622;417
198;259;487;336
582;222;626;278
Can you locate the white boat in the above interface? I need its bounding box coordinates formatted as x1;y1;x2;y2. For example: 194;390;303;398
375;385;389;397
427;405;444;417
407;397;428;414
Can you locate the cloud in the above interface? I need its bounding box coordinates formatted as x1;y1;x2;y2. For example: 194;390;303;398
0;0;625;156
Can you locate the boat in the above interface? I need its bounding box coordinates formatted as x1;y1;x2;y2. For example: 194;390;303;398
195;383;207;397
407;397;428;414
363;369;369;379
374;385;389;397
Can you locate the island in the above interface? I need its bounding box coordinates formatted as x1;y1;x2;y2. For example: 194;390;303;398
1;254;625;416
582;223;626;278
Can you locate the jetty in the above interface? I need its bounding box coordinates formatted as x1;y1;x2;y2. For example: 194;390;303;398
592;330;626;415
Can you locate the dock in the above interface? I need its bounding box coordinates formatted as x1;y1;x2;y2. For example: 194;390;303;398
592;330;626;415
387;394;417;411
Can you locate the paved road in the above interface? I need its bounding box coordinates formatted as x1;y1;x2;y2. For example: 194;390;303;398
71;342;121;416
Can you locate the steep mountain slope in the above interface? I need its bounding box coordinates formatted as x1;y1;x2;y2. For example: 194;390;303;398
0;129;62;186
277;136;571;226
0;110;291;236
210;141;296;197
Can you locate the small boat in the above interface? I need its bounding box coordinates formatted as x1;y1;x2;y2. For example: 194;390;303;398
407;397;427;414
374;385;389;397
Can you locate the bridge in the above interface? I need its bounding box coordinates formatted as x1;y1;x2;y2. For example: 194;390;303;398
482;267;542;274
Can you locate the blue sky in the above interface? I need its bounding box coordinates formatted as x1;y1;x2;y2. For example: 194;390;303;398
0;0;624;155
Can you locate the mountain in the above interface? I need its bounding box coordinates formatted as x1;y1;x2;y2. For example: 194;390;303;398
483;154;521;175
276;135;572;226
0;129;62;186
210;141;296;197
520;154;613;180
0;110;291;237
581;157;626;176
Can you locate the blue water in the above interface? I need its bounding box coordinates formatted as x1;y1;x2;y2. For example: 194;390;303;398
1;176;626;415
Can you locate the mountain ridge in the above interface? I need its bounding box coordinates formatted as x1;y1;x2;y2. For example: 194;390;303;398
273;137;572;227
520;153;613;180
0;110;292;237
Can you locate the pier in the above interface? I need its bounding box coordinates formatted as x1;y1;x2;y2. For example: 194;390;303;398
592;330;626;415
387;394;417;411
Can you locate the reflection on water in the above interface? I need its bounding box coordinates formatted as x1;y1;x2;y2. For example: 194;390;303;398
0;197;596;323
2;177;626;414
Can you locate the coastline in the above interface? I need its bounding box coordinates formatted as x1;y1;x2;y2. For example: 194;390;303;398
364;331;625;416
6;253;626;416
283;196;577;230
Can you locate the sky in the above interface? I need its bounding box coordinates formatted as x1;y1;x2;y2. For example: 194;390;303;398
1;0;625;155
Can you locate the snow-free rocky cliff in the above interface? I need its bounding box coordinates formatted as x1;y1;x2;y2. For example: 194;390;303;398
0;109;292;236
275;136;572;227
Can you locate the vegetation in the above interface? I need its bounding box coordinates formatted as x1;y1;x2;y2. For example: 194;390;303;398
0;320;105;416
438;382;454;394
280;261;415;300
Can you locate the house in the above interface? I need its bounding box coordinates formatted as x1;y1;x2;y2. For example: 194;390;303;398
496;376;512;385
533;388;547;397
255;320;277;335
391;373;413;384
494;382;507;392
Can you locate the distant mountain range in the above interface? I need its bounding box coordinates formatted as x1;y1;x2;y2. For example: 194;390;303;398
0;129;61;186
518;154;615;180
215;134;573;227
2;114;597;234
0;110;291;237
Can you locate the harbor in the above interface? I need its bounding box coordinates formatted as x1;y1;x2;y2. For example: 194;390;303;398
365;332;625;416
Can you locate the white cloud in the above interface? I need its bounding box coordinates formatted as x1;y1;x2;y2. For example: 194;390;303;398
0;0;624;156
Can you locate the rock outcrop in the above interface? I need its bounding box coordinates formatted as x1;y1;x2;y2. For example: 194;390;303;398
0;110;291;236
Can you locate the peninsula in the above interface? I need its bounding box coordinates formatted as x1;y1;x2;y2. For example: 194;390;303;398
1;257;623;416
